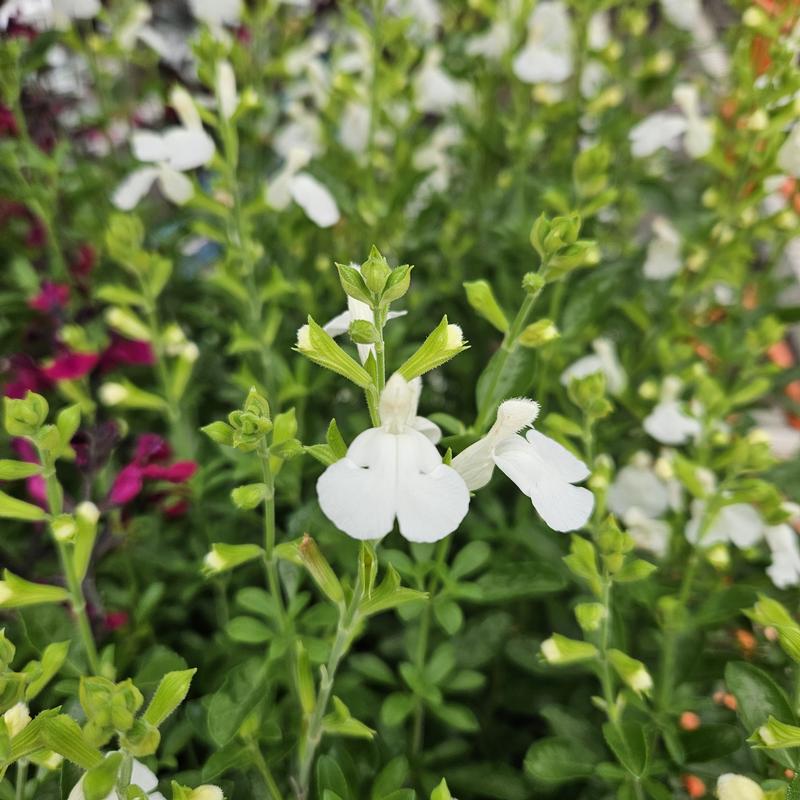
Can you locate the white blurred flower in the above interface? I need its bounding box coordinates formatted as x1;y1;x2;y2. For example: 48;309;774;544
643;216;682;280
0;0;98;29
316;374;469;542
587;11;611;50
112;125;215;210
452;399;594;532
629;84;712;159
513;0;573;85
188;0;241;29
3;703;31;737
660;0;729;79
751;408;800;460
413;48;472;115
216;61;238;120
778;124;800;177
560;338;627;396
265;147;340;228
387;0;441;40
68;758;166;800
339;101;371;155
608;454;671;520
643;377;701;445
275;103;325;160
766;524;800;589
623;509;671;559
685;500;765;549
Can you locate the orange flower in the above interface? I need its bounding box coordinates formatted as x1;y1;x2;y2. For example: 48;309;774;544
680;711;702;731
682;773;707;798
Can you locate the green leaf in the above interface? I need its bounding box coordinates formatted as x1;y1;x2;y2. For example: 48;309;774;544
201;421;234;447
0;490;47;521
474;561;565;602
40;715;103;769
0;569;70;608
524;737;596;783
450;541;491;580
614;559;657;583
226;616;272;645
679;724;742;763
430;702;479;733
602;722;649;778
142;668;196;728
371;756;409;799
430;779;453;800
230;482;268;510
55;404;81;449
26;640;70;700
325;419;348;459
433;600;463;635
0;460;42;480
316;754;350;800
83;752;122;800
380;693;415;727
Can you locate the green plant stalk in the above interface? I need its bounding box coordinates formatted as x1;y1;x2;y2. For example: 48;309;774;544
14;760;27;800
40;458;100;675
474;287;541;433
411;537;451;756
257;441;286;622
296;584;364;799
248;739;284;800
598;573;619;725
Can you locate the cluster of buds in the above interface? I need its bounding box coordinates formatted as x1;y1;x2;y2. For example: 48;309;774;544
202;387;273;452
529;212;600;280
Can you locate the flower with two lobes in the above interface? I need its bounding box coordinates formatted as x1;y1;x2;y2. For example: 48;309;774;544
317;373;470;542
452;399;594;532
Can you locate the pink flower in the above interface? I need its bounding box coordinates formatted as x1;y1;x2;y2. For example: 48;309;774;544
98;336;154;373
104;611;129;631
28;281;70;313
70;244;96;281
40;351;99;382
108;434;197;507
2;354;52;399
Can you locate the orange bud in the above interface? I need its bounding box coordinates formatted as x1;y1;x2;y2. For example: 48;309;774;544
682;773;707;798
680;711;702;731
736;629;757;655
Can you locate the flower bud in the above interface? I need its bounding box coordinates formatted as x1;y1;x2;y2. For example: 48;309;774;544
190;787;224;800
716;774;764;800
518;319;559;348
3;702;30;737
574;602;606;632
463;280;509;333
361;245;392;295
522;272;546;295
216;60;238;120
99;382;130;407
397;316;468;381
754;716;800;748
105;307;151;341
296;318;374;389
170;84;202;129
298;534;344;606
4;392;49;438
540;634;598;665
51;514;77;543
608;649;652;695
202;542;264;576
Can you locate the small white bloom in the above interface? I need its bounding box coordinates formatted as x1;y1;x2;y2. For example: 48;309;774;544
513;1;573;85
643;216;682;280
75;501;100;525
68;758;166;800
316;374;469;542
112;126;215;210
766;524;800;589
413;48;472;115
673;84;713;158
778;124;800;178
452;399;594;532
623;508;671;559
3;703;31;737
265;147;340;228
99;382;129;407
560;338;626;395
540;637;561;663
608;458;670;520
630;665;654;694
216;60;238;120
643;377;701;446
339;101;371;155
751;408;800;461
386;0;441;41
685;500;765;549
716;773;765;800
467;17;513;60
188;0;241;29
190;788;224;800
0;0;99;29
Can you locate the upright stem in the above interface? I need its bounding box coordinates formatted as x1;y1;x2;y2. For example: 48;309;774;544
257;442;286;622
411;537;450;756
598;573;618;724
41;460;100;675
296;586;364;799
249;740;284;800
15;760;27;800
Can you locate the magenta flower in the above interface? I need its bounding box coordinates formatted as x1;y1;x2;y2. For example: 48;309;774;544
41;350;99;382
2;354;52;399
28;281;70;313
98;335;154;373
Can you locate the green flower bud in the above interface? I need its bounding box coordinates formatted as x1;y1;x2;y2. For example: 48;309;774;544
397;316;468;381
518;319;559;348
540;634;598;665
361;245;392;295
575;602;606;633
4;392;49;438
296;318;374;389
349;319;381;345
463;280;509;333
522;272;546;295
608;649;652;695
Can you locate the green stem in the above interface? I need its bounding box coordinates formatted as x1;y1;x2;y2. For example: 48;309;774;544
257;442;286;622
296;587;364;799
598;573;618;724
41;460;100;675
474;289;540;432
411;537;450;756
249;740;284;800
15;760;27;800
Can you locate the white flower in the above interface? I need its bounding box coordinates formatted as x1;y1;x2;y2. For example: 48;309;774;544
643;377;701;446
560;338;626;395
513;1;573;85
751;408;800;461
623;508;671;559
386;0;441;41
685;500;765;549
112;126;215;210
0;0;98;29
338;101;371;155
452;399;594;532
413;48;472;115
587;11;611;50
3;702;31;737
659;0;729;79
323;264;407;364
265;147;340;228
716;773;765;800
629;84;712;159
68;758;166;800
778;124;800;177
316;374;469;542
608;456;671;520
766;524;800;589
188;0;241;28
467;17;513;60
643;216;682;280
216;61;238;120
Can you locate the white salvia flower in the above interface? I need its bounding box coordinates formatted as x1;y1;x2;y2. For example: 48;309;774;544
413;48;472;115
608;456;670;520
68;758;166;800
3;703;31;737
467;16;513;60
216;61;238;120
0;0;99;30
452;399;594;532
716;773;765;800
323;264;407;364
587;11;611;50
560;338;627;395
275;103;324;159
112;125;215;210
643;377;701;445
188;0;241;29
513;0;573;85
386;0;441;41
316;374;469;542
338;101;371;155
643;216;682;280
623;508;671;559
265;147;340;228
685;500;765;549
778;124;800;177
580;60;610;100
169;85;202;131
411;123;462;205
751;408;800;461
629;84;712;159
99;382;129;407
659;0;729;79
765;524;800;589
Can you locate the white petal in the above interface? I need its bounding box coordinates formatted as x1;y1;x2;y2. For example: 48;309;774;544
131;131;167;163
561;354;603;386
395;429;469;542
112;167;159;210
766;525;800;588
162;127;215;171
189;0;240;26
608;465;670;519
593;338;627;395
322;309;352;338
684;118;713;158
130;760;159;793
451;436;497;491
216;60;238;120
493;435;594;532
624;509;671;559
265;167;294;210
512;45;572;84
493;398;540;436
723;504;765;549
158;166;194;205
316;428;397;540
643;401;701;445
412;416;442;444
629;113;688;158
644;237;681;279
525;429;589;482
290;173;340;227
379;373;418;431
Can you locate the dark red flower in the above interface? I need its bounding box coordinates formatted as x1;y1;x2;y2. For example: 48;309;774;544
2;354;52;398
104;611;129;631
98;336;154;373
0;105;18;137
70;244;96;280
29;281;70;313
41;351;99;382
